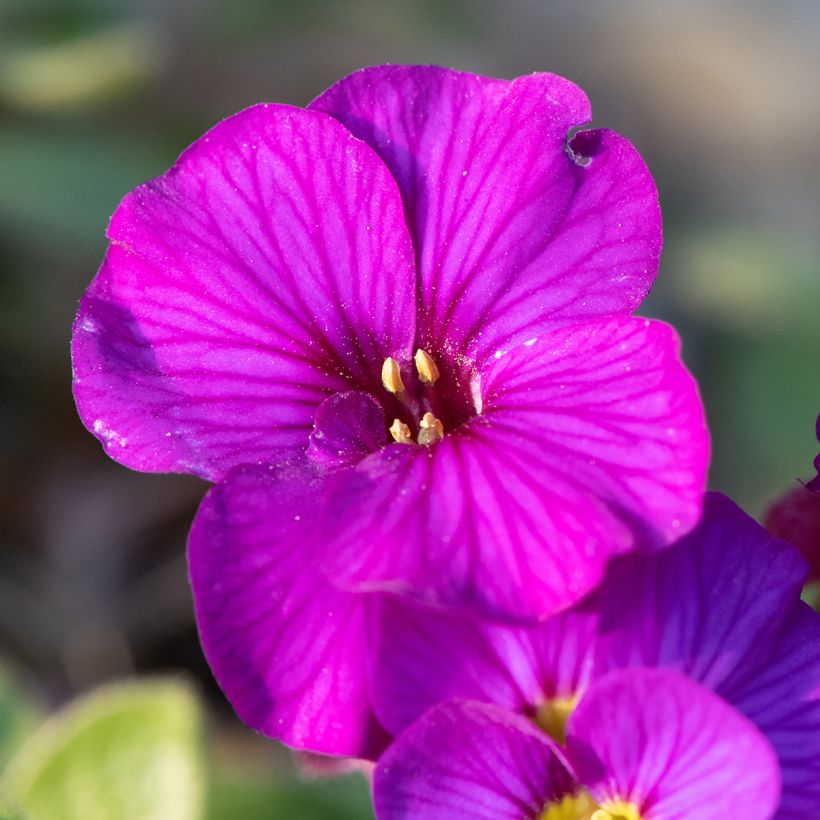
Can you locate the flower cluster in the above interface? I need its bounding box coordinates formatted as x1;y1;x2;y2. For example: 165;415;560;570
72;65;819;818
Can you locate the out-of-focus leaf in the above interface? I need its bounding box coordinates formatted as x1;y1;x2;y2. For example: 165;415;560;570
0;126;170;245
0;793;27;819
703;333;819;513
0;24;164;112
664;227;820;341
207;772;374;820
0;665;40;770
1;679;204;820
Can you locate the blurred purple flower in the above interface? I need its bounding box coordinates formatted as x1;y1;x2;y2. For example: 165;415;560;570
73;65;708;623
369;494;820;817
765;414;820;579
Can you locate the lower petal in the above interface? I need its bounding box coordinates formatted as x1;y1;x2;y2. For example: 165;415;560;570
565;668;781;820
321;317;708;622
374;700;578;820
728;603;820;819
187;462;388;758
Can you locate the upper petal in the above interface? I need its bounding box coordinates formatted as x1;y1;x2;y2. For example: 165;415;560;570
72;103;416;480
187;461;388;758
321;317;708;621
565;668;781;820
374;700;578;820
594;493;808;695
312;65;661;366
370;595;597;736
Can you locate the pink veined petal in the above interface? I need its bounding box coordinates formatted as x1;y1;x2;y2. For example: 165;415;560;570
72;103;416;481
374;700;578;820
370;594;597;736
728;603;820;819
565;668;781;820
312;65;661;366
187;462;388;758
321;316;708;621
307;391;386;470
594;493;808;695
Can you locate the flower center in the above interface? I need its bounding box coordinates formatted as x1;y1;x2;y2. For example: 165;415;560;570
538;795;642;820
379;348;478;446
590;802;642;820
538;792;597;820
534;695;578;745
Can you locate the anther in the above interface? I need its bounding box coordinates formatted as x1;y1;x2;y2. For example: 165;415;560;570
418;412;444;446
381;357;404;394
389;419;414;445
414;349;440;385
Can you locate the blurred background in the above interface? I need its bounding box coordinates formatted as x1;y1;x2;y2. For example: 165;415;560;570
0;0;818;816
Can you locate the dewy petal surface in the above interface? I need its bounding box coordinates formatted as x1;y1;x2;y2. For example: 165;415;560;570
370;595;596;736
312;65;661;365
374;701;578;820
594;493;808;695
565;669;781;820
187;462;387;758
73;104;416;480
322;317;708;620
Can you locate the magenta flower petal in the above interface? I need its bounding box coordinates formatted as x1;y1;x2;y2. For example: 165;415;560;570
187;462;388;757
729;603;820;818
374;700;578;820
307;391;386;470
595;493;807;694
73;104;416;480
565;668;781;820
370;595;596;736
322;316;708;620
312;65;661;365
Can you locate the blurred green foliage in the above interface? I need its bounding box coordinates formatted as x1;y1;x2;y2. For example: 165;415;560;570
1;679;204;820
0;673;373;819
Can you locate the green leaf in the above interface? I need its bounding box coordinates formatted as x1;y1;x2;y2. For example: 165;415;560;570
207;772;374;820
0;793;28;820
1;678;204;820
0;664;40;770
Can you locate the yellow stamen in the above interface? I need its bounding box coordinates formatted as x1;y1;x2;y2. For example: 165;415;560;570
389;418;413;445
534;695;578;745
418;412;444;446
590;801;642;820
414;348;440;385
381;357;404;394
538;791;597;820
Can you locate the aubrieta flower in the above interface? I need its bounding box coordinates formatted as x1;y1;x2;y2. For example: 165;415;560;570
374;669;781;819
72;65;709;624
369;494;820;818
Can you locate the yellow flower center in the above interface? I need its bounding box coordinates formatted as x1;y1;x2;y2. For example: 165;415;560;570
534;695;578;745
538;794;642;820
382;351;446;446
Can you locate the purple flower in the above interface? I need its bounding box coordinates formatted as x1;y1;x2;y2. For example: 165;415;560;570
369;494;820;817
73;65;708;623
374;669;780;819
